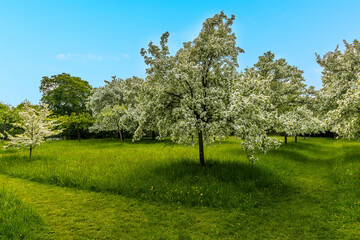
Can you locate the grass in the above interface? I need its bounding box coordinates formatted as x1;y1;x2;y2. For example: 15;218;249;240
0;188;42;240
0;138;288;208
0;137;360;239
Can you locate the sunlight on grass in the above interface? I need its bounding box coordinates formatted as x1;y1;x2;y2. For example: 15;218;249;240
0;138;289;208
0;189;42;240
0;137;360;239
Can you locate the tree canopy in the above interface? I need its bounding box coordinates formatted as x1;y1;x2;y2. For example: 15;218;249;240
136;12;284;165
5;104;62;158
0;103;21;140
316;39;360;115
244;51;313;143
87;76;143;140
40;73;92;116
317;39;360;137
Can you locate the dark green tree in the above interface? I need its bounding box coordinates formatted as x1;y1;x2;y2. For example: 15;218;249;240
0;103;13;140
59;112;94;141
39;73;92;115
0;103;21;141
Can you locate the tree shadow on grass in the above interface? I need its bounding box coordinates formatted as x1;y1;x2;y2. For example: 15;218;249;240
120;159;293;209
225;141;328;165
272;148;336;166
227;140;323;154
263;140;342;166
280;141;331;151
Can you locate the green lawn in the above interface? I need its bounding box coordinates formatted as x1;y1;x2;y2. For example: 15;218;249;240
0;188;42;240
0;137;359;239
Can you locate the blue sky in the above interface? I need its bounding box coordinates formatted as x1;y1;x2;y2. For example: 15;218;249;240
1;0;359;106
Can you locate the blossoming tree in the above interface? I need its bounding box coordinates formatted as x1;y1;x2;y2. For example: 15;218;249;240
327;74;360;139
245;51;308;143
316;39;360;116
90;105;136;144
317;39;360;136
87;76;143;140
275;106;321;142
6;104;62;158
229;69;281;162
137;12;245;165
137;12;279;165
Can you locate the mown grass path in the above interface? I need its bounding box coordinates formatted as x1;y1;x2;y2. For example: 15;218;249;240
2;174;226;239
0;173;334;240
1;137;360;239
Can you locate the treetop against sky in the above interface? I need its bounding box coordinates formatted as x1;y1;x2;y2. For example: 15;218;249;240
0;0;359;106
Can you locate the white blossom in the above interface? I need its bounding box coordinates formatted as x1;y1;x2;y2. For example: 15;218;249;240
136;12;281;164
87;76;143;140
229;70;281;162
327;74;360;139
5;104;62;158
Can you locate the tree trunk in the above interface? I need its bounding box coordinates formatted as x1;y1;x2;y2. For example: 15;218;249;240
152;131;156;140
121;130;125;141
29;146;32;159
295;135;298;143
284;134;288;144
119;130;123;145
198;130;205;166
117;125;121;140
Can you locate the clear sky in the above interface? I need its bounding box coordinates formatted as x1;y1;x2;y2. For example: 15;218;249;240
1;0;359;106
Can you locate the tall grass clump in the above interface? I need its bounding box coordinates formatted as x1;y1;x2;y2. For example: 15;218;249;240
0;189;42;239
